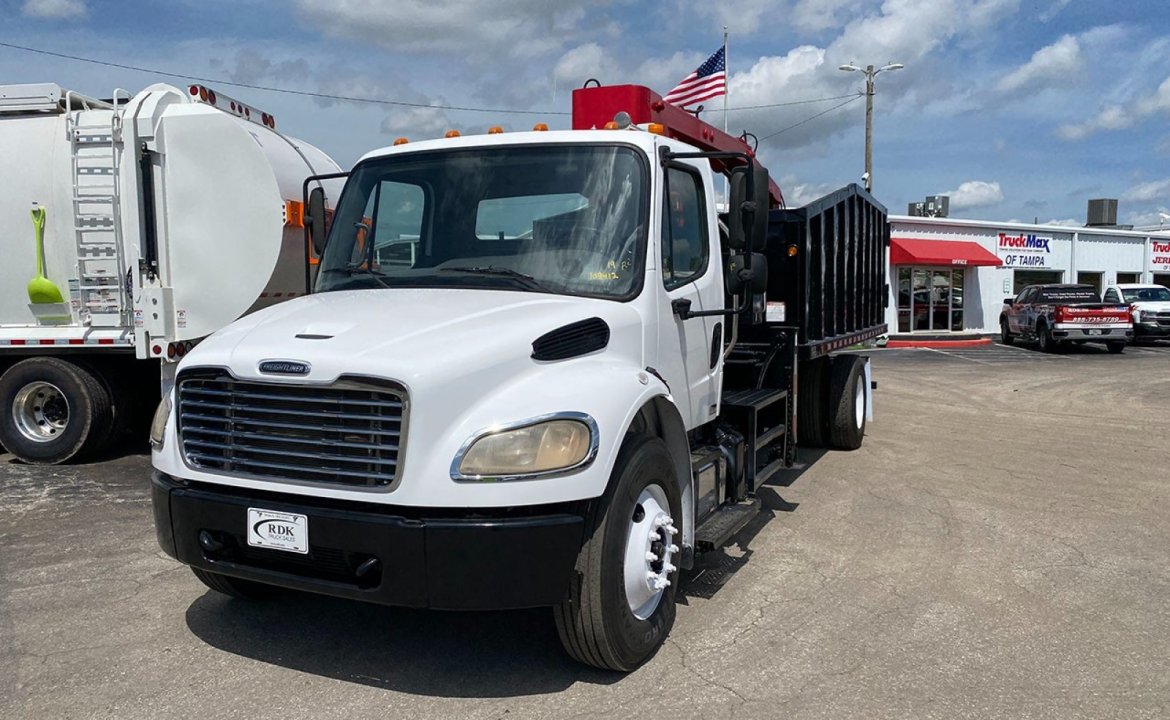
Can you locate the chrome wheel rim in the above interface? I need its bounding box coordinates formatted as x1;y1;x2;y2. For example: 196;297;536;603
623;484;677;620
12;381;69;443
854;377;865;430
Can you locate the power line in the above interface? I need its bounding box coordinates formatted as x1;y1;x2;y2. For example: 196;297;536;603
726;93;860;111
758;94;862;142
0;40;863;118
0;40;569;115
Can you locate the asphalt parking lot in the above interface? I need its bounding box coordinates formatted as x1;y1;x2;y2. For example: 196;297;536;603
2;344;1169;719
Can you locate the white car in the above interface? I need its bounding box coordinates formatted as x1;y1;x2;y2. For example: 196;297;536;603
1102;283;1170;342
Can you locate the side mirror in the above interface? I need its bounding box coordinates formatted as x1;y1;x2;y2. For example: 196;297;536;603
729;164;770;252
307;186;328;256
726;253;769;296
1003;298;1015;306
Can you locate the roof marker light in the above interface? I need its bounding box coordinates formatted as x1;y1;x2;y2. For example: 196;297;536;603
445;130;461;138
393;137;409;145
647;123;666;136
603;121;619;130
533;123;549;131
488;126;504;134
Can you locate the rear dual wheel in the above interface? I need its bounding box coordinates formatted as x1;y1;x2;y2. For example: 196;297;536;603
798;355;868;451
0;357;115;464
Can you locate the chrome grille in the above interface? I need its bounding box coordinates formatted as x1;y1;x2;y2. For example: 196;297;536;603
177;372;405;488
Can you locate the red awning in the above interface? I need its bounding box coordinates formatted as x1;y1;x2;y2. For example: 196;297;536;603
890;238;1002;267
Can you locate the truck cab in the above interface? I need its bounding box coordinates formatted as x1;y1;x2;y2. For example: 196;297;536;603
151;85;887;671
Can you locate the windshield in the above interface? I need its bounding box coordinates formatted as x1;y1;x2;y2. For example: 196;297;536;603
1122;287;1170;302
316;144;648;299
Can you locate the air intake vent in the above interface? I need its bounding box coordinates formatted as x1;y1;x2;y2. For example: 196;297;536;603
532;317;610;361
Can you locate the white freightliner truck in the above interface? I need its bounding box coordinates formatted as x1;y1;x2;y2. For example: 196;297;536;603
0;82;340;463
150;84;888;671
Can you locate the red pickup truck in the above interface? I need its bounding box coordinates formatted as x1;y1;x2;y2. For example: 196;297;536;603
1000;283;1133;353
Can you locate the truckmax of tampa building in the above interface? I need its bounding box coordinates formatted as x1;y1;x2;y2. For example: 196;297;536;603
0;82;341;463
150;84;888;671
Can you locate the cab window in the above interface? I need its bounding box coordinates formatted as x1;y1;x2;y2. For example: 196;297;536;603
661;166;708;290
1103;288;1121;303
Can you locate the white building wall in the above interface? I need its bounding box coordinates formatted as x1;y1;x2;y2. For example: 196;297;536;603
887;216;1168;335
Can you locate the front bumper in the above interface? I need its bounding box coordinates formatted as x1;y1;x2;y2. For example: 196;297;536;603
152;471;585;610
1134;322;1170;338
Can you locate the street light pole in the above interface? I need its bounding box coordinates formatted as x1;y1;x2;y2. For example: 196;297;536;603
839;62;903;193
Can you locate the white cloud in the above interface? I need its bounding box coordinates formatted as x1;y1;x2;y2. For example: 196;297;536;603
21;0;86;19
942;180;1004;209
295;0;584;60
995;34;1081;94
792;0;857;33
1059;73;1170;140
380;105;452;140
1043;218;1081;227
1123;178;1170;203
781;176;839;206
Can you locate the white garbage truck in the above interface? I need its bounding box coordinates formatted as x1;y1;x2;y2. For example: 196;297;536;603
150;84;887;671
0;82;340;463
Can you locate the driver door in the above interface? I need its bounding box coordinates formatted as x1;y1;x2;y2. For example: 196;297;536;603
654;161;724;430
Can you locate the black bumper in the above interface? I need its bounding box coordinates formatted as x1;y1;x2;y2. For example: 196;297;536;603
1135;323;1170;338
152;472;585;610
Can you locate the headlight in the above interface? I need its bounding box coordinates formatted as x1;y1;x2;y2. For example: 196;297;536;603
149;392;173;450
454;415;597;480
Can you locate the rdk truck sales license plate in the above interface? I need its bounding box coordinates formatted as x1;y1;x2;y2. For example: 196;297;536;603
247;508;308;554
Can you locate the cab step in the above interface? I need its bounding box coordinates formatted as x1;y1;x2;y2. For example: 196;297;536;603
694;496;762;552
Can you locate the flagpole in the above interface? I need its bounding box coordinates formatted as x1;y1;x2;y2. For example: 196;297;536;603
723;26;730;205
722;26;729;135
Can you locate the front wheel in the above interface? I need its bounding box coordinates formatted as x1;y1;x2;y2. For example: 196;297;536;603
554;435;681;671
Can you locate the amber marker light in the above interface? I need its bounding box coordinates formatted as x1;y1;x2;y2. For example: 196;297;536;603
488;126;504;134
603;121;619;130
445;130;461;138
647;123;666;135
533;123;549;131
393;137;409;145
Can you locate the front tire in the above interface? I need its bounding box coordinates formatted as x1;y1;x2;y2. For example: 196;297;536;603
554;435;681;671
1000;319;1014;346
191;567;274;600
0;357;113;464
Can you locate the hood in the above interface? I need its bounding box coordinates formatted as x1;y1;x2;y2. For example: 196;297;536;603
1132;300;1170;312
180;287;646;387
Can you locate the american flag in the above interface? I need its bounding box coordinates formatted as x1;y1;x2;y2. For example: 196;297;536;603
664;47;727;108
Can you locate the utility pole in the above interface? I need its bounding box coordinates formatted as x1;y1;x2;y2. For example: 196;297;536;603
839;62;903;193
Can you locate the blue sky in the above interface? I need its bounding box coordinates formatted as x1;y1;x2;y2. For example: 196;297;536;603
4;0;1170;227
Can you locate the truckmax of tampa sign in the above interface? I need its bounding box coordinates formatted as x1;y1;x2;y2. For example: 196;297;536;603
997;232;1052;268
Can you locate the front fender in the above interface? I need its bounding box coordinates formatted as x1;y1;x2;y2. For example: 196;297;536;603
391;357;676;508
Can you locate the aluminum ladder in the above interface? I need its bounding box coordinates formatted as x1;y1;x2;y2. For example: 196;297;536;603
66;90;128;328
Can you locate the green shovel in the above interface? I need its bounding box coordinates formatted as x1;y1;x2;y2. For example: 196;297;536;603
27;204;65;305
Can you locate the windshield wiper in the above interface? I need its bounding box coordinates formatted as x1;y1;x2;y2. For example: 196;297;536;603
438;266;551;292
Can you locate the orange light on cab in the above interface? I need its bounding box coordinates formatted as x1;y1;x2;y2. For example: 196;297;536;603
603;121;619;130
647;123;666;135
533;123;549;131
488;126;504;134
445;130;461;138
393;137;409;145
